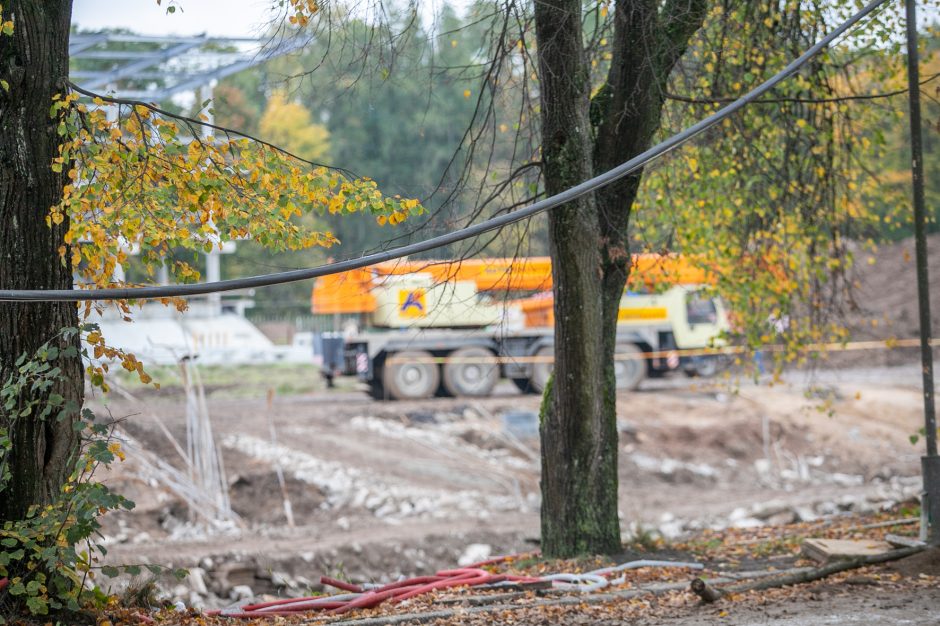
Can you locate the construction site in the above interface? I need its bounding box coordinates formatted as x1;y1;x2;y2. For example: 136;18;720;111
82;233;940;619
3;2;940;623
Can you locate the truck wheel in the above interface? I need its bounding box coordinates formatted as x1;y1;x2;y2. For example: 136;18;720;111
530;345;554;393
696;357;719;377
383;350;439;400
614;343;646;390
443;347;499;397
685;355;719;378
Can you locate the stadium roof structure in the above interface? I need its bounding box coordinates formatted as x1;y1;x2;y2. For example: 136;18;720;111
69;33;303;101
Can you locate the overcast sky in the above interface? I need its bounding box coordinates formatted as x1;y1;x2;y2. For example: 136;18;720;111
72;0;279;37
71;0;456;37
71;1;936;41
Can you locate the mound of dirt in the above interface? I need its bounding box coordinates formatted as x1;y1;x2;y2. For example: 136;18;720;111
838;233;940;367
228;471;326;525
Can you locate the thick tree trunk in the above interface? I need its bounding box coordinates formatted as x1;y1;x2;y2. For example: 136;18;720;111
535;0;621;557
0;1;81;522
534;0;709;558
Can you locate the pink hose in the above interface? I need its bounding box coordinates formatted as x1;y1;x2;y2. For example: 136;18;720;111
205;552;564;619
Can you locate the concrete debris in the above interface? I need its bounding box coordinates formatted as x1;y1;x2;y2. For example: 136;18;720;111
629;453;718;480
458;544;493;567
802;538;896;564
222;433;528;521
229;585;255;602
187;567;209;595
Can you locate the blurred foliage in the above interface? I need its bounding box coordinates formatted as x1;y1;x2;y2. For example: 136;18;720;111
631;0;940;368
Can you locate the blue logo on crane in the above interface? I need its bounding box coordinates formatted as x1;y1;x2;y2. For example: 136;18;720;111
401;291;424;313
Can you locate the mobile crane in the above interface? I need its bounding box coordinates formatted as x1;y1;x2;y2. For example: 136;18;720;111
311;255;728;400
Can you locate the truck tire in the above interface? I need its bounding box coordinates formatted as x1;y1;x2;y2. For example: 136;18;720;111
530;345;554;393
383;350;439;400
684;355;719;378
614;343;646;390
442;347;499;397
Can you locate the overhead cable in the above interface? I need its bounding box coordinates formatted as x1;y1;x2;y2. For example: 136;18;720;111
0;0;889;302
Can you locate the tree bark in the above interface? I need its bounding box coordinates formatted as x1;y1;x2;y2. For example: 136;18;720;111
535;0;620;558
0;0;81;522
535;0;709;558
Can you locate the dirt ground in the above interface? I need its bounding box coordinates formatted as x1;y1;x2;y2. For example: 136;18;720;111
87;357;934;618
71;234;937;623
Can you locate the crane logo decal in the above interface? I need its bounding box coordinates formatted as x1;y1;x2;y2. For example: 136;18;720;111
399;289;427;318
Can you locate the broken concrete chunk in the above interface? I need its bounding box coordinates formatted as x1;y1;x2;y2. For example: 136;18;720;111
230;584;254;601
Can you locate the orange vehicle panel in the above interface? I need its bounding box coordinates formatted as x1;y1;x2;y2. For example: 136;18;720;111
311;254;713;315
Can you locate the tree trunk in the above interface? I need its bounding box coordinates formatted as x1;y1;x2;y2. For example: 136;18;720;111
535;0;709;558
535;0;621;557
0;0;81;522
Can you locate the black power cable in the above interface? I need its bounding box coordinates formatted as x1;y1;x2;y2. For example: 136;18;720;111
0;0;889;302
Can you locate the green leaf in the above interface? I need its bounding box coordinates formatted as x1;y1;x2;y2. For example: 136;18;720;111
25;595;48;615
101;565;119;578
910;434;920;446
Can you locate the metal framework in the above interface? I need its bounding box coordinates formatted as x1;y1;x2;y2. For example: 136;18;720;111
69;33;303;101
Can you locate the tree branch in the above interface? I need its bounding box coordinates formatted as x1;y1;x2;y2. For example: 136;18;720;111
658;0;712;72
689;545;924;604
65;81;359;178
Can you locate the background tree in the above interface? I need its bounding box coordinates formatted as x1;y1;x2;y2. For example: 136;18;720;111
259;91;331;161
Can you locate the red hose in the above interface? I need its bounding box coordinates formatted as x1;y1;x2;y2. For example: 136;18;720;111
328;588;402;615
246;598;346;612
370;575;446;593
320;576;364;593
391;569;497;602
208;554;545;619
